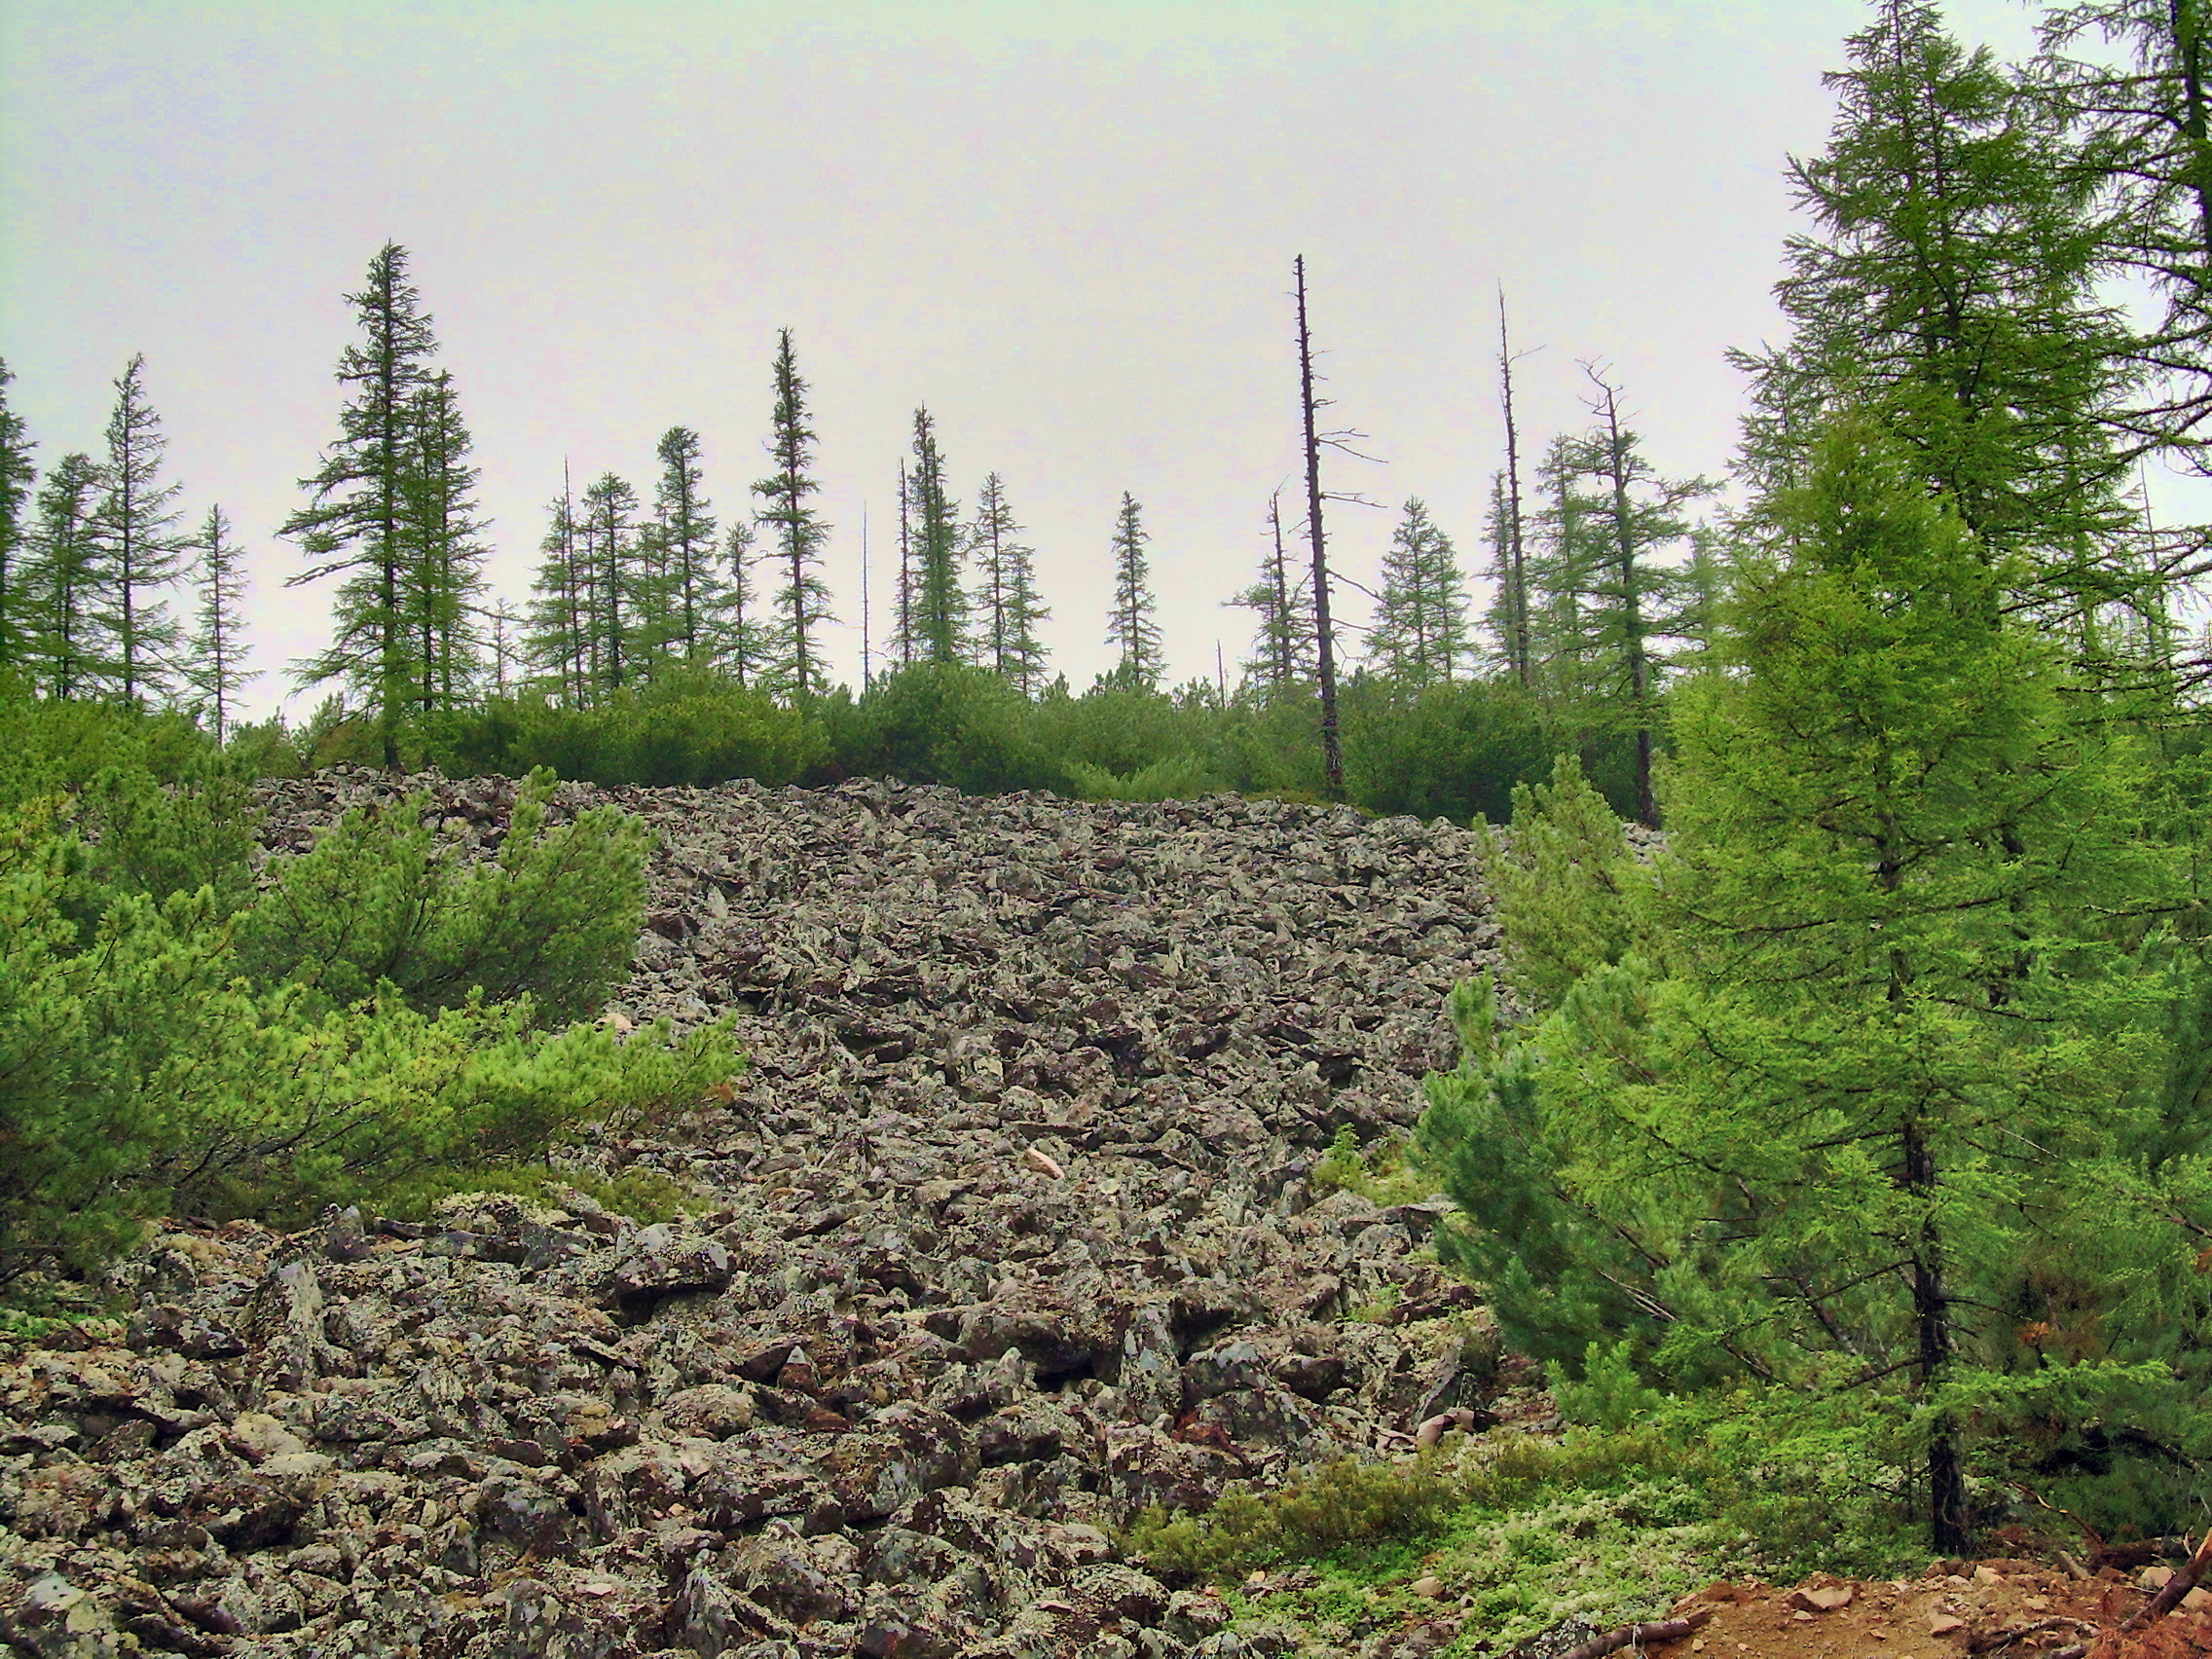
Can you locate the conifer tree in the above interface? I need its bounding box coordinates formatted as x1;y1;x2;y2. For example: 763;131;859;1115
907;407;965;664
91;354;184;708
1738;0;2142;651
1228;489;1314;691
718;518;773;687
524;470;590;703
489;598;517;695
182;503;252;743
754;331;834;695
0;358;36;668
2038;1;2212;457
1105;491;1164;688
403;370;488;711
969;471;1049;691
1572;370;1714;826
651;425;719;664
893;460;916;668
1369;497;1470;684
22;453;104;699
579;472;644;692
283;242;440;765
1426;419;2176;1555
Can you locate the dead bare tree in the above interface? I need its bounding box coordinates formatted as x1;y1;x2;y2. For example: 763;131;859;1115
1497;285;1535;687
1292;255;1382;797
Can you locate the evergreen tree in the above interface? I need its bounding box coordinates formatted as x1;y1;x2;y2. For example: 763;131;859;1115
1228;489;1314;690
489;598;517;695
718;518;773;687
1570;370;1714;826
90;353;184;708
907;408;965;664
0;358;36;669
1738;0;2144;653
524;470;590;703
1521;434;1597;702
754;331;834;695
403;369;488;712
1368;497;1470;684
282;241;440;765
651;425;719;664
1105;491;1164;688
579;472;644;692
1425;420;2178;1554
182;503;253;743
969;471;1049;692
22;454;104;699
2038;1;2212;456
893;460;916;668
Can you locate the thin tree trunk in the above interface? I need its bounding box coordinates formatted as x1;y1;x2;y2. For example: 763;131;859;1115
1498;286;1532;688
1902;1117;1973;1554
1295;256;1344;796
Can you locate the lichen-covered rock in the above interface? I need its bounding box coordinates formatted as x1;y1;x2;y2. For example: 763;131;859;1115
0;772;1512;1656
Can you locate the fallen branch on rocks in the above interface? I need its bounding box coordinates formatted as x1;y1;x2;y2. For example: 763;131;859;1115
1552;1607;1713;1659
2121;1529;2212;1633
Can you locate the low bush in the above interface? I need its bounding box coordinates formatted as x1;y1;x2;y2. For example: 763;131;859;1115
233;767;646;1025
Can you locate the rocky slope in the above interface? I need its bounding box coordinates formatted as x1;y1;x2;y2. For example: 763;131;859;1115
1;771;1523;1659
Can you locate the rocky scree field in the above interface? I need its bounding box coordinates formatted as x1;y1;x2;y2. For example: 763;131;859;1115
0;770;1541;1659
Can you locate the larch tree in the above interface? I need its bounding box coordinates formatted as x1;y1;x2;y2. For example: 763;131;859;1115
651;425;719;664
1227;489;1313;691
1368;497;1470;685
907;408;965;665
718;518;773;687
1105;491;1164;688
22;453;104;699
524;469;590;703
90;353;184;709
969;471;1050;692
892;461;915;669
1737;0;2145;661
0;358;36;669
580;472;644;693
403;369;488;712
182;503;253;744
1571;367;1715;827
2038;0;2212;455
489;598;518;696
754;332;834;696
282;241;440;766
1425;419;2177;1556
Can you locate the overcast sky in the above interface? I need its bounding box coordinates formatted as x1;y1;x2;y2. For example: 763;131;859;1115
1;0;2049;722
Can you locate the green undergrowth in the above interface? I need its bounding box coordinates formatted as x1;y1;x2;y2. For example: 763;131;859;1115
1310;1127;1439;1209
366;1162;705;1227
1129;1397;1926;1655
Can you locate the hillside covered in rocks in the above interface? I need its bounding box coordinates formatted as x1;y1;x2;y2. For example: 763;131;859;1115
0;771;1528;1659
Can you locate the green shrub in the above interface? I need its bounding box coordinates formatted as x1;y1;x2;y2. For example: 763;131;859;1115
846;662;1071;794
234;767;645;1025
0;764;741;1289
1309;1126;1439;1207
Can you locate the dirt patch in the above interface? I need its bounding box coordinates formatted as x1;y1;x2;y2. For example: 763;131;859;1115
1644;1563;2205;1659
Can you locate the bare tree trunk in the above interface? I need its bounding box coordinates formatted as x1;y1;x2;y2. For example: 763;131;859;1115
1295;256;1345;796
1498;286;1533;688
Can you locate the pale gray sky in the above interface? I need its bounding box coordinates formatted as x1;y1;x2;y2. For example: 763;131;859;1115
1;0;2047;721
